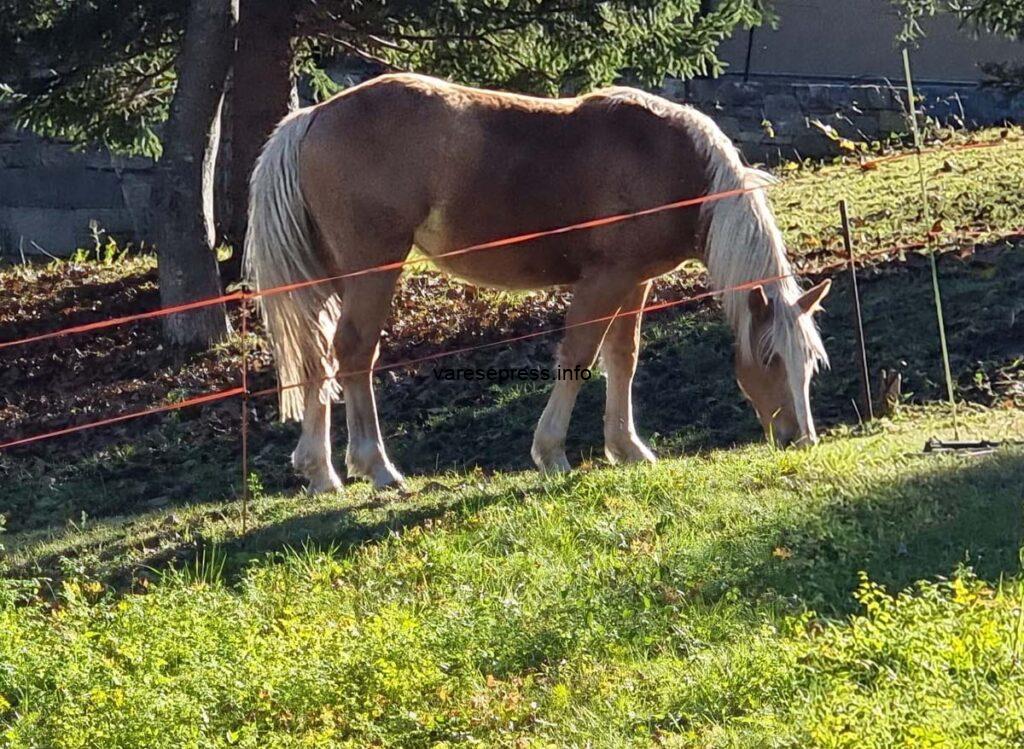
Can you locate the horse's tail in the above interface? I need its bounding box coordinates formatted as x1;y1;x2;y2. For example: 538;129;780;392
244;107;341;422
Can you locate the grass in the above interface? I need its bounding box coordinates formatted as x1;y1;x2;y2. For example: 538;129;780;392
771;127;1024;255
4;235;1022;539
2;127;1024;746
2;407;1024;747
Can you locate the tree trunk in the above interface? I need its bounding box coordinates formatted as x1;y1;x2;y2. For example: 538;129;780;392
220;0;296;282
153;0;237;348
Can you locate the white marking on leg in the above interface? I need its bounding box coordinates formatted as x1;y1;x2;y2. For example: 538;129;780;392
603;378;656;465
531;380;581;473
292;387;342;494
601;285;656;466
343;377;405;489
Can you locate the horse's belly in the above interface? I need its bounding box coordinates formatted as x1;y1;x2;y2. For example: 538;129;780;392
413;206;581;290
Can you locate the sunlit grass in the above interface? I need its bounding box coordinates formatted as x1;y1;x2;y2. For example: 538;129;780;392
771;127;1024;256
2;407;1023;747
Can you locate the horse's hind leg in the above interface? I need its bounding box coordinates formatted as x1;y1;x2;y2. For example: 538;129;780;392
601;281;656;465
531;275;642;473
292;382;343;493
335;270;406;489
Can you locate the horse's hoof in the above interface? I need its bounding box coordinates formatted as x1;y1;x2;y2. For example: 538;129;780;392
604;437;657;466
369;462;406;490
306;473;344;495
532;447;572;474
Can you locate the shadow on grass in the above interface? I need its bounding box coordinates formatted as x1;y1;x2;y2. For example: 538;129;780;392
2;244;1022;543
384;310;762;476
219;480;545;577
688;448;1024;616
8;440;1023;629
7;470;565;594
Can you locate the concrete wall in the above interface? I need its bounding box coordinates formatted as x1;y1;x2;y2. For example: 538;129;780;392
716;0;1022;82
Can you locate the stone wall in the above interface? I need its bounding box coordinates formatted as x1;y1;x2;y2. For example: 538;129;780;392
2;76;1022;257
665;76;1024;163
0;124;154;258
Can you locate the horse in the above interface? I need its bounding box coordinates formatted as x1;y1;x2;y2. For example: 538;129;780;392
244;73;831;493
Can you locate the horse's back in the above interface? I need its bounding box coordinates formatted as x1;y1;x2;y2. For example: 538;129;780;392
301;72;708;200
297;73;716;285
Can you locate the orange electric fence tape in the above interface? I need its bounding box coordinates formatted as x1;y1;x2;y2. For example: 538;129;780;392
0;291;244;351
859;138;1016;169
248;247;906;401
0;271;792;452
247;272;800;402
0;239;999;452
0;387;245;451
0;185;762;351
252;187;761;299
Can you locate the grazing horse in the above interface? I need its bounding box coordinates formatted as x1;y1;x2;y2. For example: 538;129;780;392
244;73;830;493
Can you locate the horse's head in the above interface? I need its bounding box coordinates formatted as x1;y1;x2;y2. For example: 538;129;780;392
734;280;831;448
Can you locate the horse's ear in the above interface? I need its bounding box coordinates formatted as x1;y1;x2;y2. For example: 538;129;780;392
748;286;771;320
797;280;831;315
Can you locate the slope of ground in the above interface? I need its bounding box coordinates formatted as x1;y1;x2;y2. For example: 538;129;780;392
0;127;1022;543
1;129;1023;748
1;407;1023;747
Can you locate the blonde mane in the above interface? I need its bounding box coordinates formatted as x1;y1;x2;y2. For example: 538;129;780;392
680;106;828;373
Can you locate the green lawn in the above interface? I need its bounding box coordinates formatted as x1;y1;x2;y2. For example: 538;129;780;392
771;128;1024;255
3;406;1024;747
2;128;1024;747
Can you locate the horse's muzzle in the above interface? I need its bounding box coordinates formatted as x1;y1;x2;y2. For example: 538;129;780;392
771;428;817;449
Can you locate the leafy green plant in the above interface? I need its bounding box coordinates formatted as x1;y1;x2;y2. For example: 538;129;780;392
69;224;131;266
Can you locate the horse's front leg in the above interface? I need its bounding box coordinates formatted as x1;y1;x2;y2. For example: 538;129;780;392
335;271;405;489
531;275;642;474
601;281;656;466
